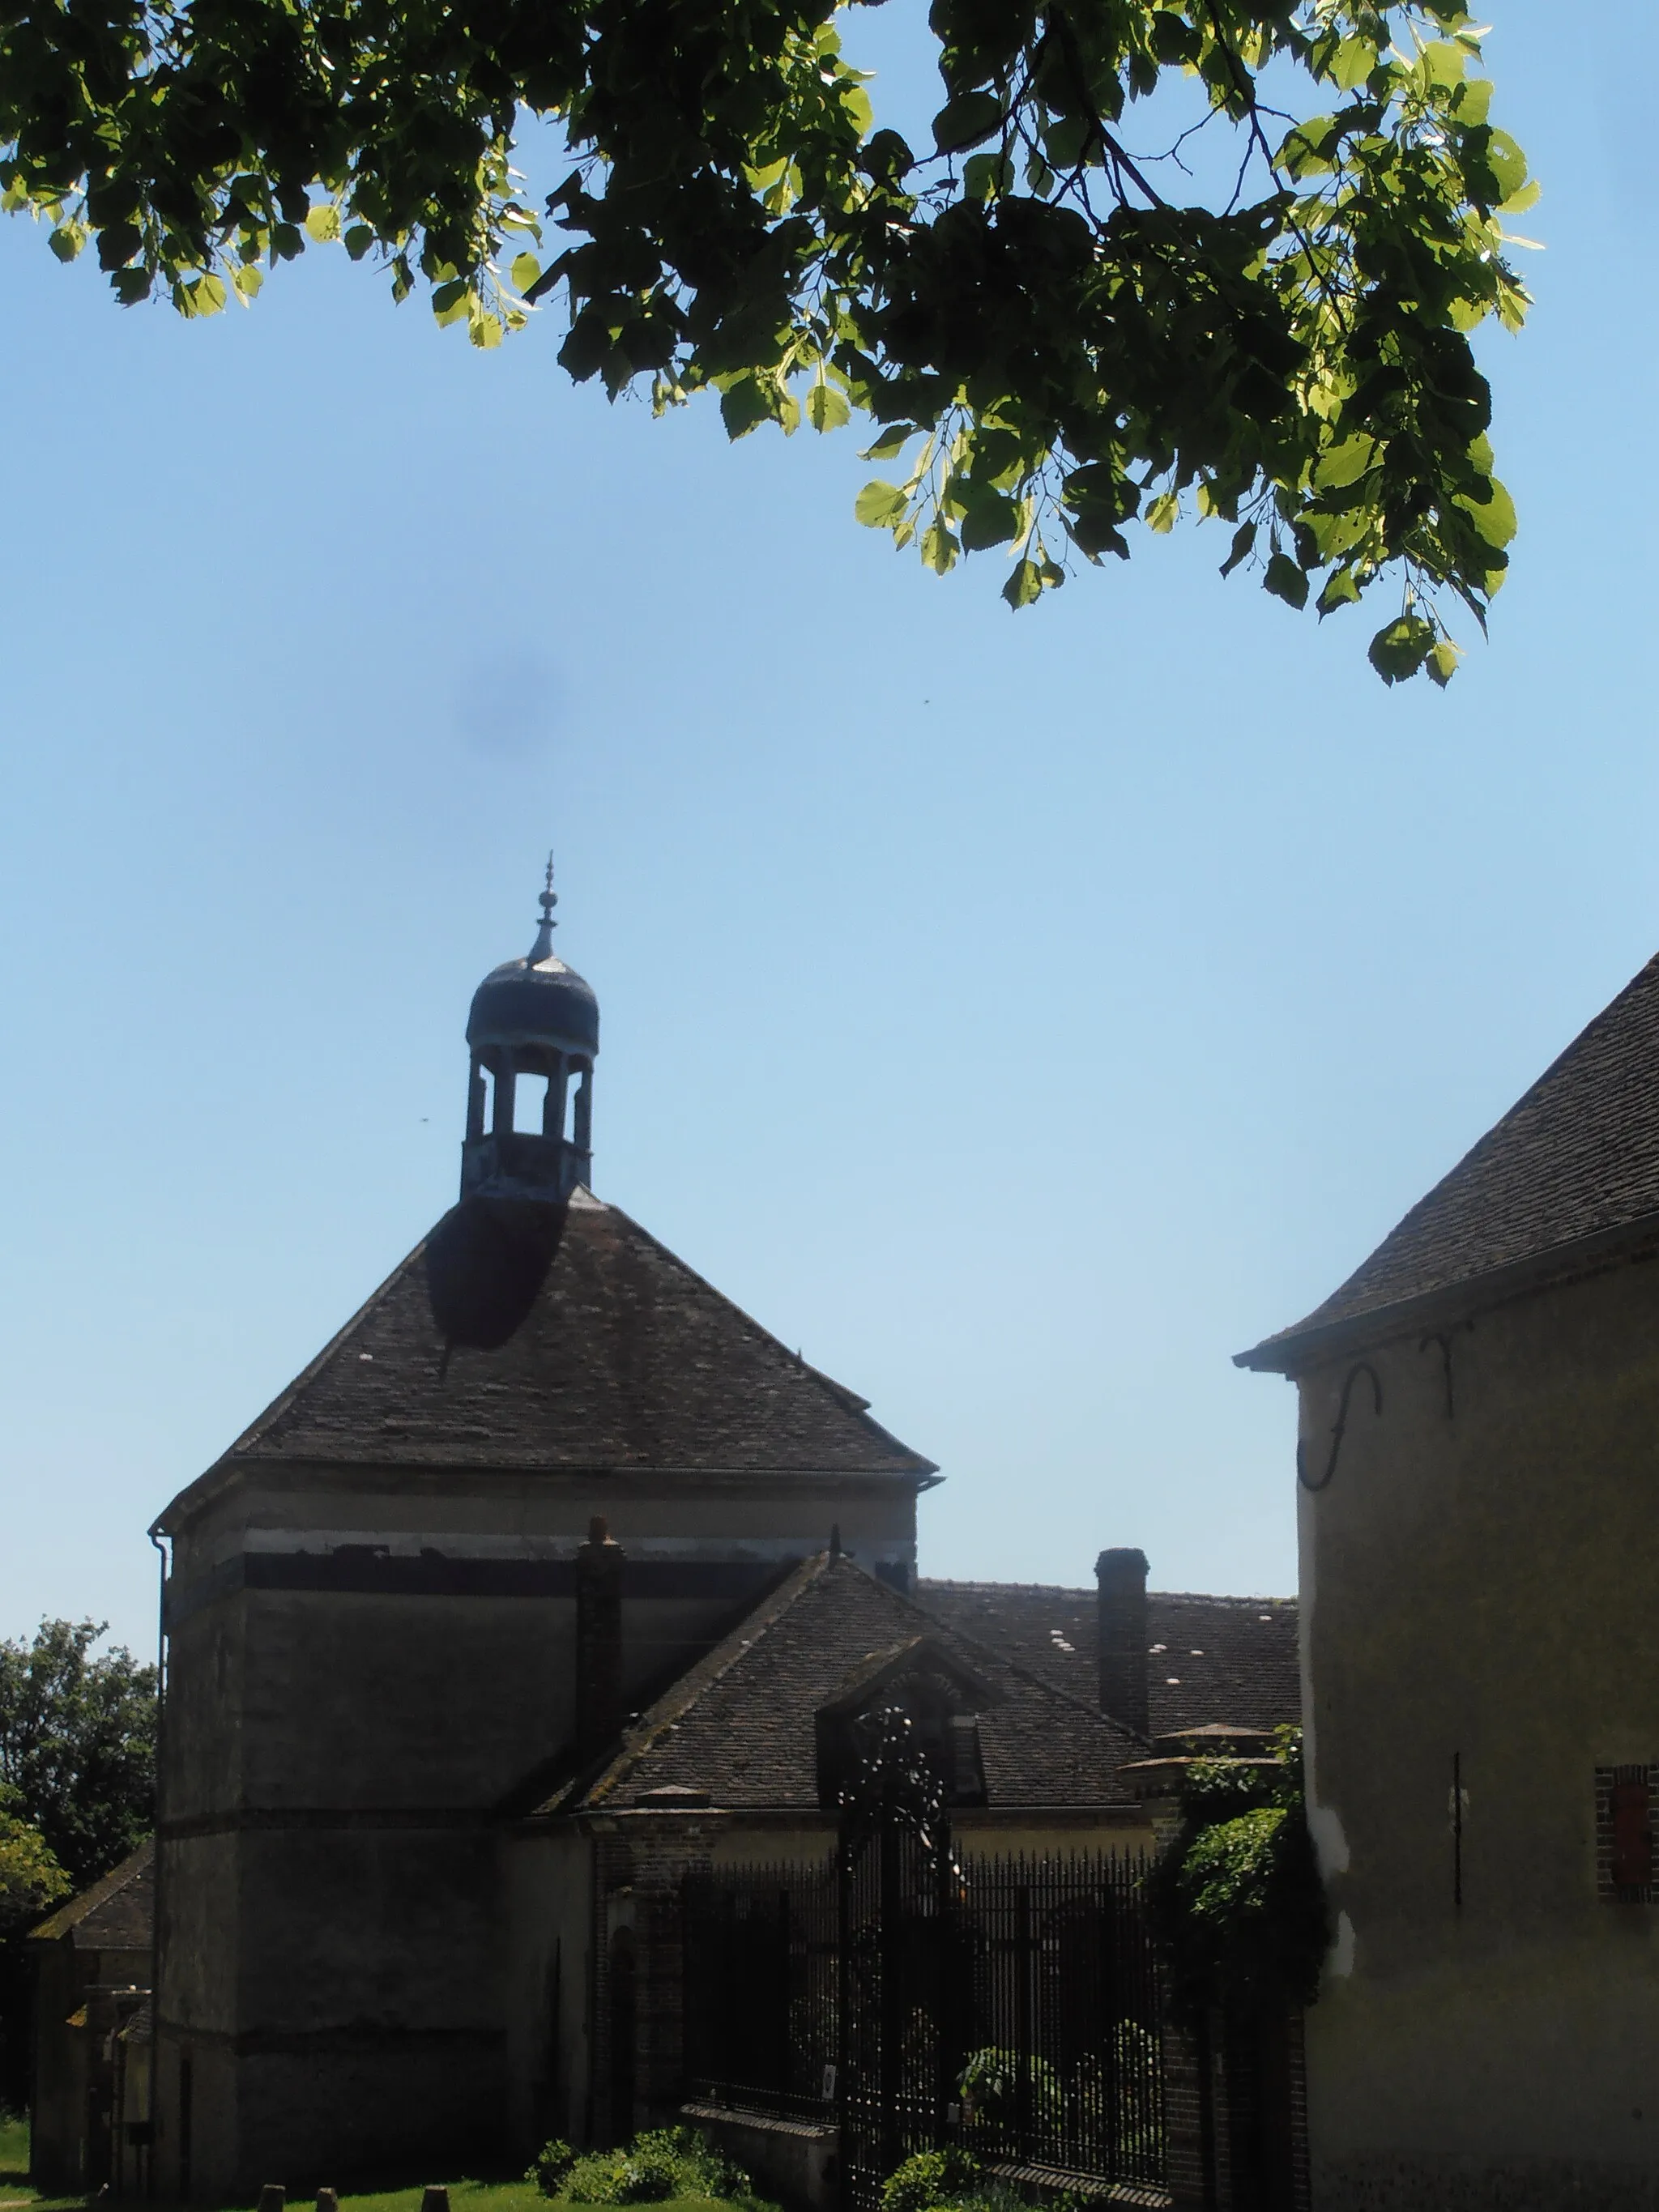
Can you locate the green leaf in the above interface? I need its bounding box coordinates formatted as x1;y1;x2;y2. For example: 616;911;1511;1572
510;251;542;293
1313;435;1375;491
1427;638;1462;687
1265;554;1309;609
807;381;851;433
304;203;340;243
1043;116;1093;168
962;151;1014;201
860;424;917;461
1367;615;1437;684
432;279;470;329
47;226;81;263
1003;557;1043;609
1145;491;1179;535
1316;568;1361;615
343;224;374;262
958;494;1018;551
920;520;959;573
1456;478;1516;549
1329;33;1380;89
721;376;774;438
232;262;264;302
855;479;909;527
841;83;874;137
1219;522;1256;579
1484;129;1527;202
469;312;504;348
934;92;1005;154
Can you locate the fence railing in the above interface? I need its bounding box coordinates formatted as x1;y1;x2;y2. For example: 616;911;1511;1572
683;1848;1165;2196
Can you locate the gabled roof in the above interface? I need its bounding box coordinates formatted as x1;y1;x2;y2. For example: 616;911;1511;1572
1239;950;1659;1371
28;1839;153;1949
163;1191;934;1514
915;1582;1299;1738
554;1552;1145;1813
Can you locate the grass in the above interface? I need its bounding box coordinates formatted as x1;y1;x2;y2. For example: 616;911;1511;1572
0;2128;753;2212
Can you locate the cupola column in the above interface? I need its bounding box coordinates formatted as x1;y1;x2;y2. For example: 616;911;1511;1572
494;1054;517;1136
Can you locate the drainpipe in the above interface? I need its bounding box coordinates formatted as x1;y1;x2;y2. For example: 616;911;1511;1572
145;1526;168;2201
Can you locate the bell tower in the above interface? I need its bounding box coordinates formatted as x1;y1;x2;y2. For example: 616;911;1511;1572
461;857;599;1204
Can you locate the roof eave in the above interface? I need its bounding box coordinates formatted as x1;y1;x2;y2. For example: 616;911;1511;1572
1235;1207;1659;1378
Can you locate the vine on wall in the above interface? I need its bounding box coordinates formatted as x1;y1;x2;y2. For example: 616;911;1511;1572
1145;1727;1329;2020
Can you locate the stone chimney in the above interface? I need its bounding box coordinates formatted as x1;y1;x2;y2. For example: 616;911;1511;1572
577;1515;625;1764
1096;1547;1149;1739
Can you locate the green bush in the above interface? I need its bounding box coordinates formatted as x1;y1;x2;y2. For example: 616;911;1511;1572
880;2147;982;2212
561;2125;753;2205
528;2140;577;2196
957;2048;1062;2131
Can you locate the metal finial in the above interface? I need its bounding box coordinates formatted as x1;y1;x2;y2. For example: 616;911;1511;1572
529;850;558;962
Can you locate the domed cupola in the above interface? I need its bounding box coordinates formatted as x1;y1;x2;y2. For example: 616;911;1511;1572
460;859;599;1204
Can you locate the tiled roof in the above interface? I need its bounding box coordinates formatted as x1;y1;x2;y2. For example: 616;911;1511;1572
169;1191;933;1495
915;1583;1300;1737
28;1839;154;1949
1240;950;1659;1369
561;1553;1146;1813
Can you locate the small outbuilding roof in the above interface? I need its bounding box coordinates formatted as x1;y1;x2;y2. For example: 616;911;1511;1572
160;1190;934;1521
1239;948;1659;1371
915;1582;1299;1737
28;1839;154;1950
552;1551;1146;1815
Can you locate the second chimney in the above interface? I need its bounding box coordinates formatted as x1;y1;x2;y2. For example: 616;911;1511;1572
577;1515;625;1764
1096;1547;1149;1740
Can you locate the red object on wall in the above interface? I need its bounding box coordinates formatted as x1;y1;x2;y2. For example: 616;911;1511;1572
1610;1780;1653;1889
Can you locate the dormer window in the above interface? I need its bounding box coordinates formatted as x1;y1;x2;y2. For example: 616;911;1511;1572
815;1639;996;1809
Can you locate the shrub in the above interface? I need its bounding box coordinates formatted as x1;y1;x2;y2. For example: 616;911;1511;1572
957;2048;1062;2131
880;2147;982;2212
561;2126;753;2205
528;2141;577;2196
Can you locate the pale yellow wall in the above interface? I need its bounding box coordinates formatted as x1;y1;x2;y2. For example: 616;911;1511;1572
1296;1251;1659;2210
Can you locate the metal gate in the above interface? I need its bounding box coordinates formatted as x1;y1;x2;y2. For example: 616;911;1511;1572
683;1849;1165;2206
836;1811;971;2211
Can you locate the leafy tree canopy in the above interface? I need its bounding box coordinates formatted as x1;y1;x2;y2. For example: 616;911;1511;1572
0;1788;71;1942
0;1620;156;1892
1;0;1532;680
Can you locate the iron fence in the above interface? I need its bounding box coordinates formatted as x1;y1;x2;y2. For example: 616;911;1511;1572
682;1848;1165;2199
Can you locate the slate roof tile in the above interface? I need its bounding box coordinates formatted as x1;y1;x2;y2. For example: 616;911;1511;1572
181;1191;933;1485
28;1839;154;1949
915;1582;1300;1737
564;1554;1145;1813
1241;950;1659;1367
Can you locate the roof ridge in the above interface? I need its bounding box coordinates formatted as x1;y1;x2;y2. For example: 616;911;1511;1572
28;1837;153;1944
915;1579;1296;1608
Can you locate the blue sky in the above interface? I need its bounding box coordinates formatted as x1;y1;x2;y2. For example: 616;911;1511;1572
2;0;1654;1660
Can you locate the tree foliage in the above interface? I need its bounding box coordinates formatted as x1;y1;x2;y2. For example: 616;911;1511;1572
0;0;1530;677
0;1619;157;1893
0;1788;70;1942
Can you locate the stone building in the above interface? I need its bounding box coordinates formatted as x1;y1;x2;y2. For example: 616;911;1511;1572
126;872;1298;2201
26;1842;153;2197
1240;948;1659;2210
